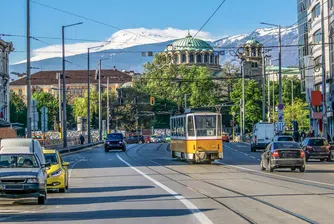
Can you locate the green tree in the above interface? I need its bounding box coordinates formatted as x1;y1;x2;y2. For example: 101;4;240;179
32;92;58;131
230;79;262;132
284;99;309;130
10;92;27;126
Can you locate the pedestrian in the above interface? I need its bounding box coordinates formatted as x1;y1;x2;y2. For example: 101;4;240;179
80;134;85;145
301;130;306;140
311;130;315;137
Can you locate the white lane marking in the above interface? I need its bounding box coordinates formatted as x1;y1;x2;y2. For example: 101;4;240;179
250;156;256;159
116;153;213;224
68;158;85;178
243;153;248;156
215;161;334;187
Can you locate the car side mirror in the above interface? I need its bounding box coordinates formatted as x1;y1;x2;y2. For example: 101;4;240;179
43;162;51;168
63;162;70;166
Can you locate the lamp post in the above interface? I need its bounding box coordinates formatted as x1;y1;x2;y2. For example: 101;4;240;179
260;22;282;106
62;22;83;148
87;44;104;143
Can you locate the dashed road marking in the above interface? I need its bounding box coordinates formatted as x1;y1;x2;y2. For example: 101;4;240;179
116;153;213;224
250;156;256;159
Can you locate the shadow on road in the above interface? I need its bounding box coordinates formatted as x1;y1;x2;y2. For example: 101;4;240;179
68;185;154;193
1;208;213;222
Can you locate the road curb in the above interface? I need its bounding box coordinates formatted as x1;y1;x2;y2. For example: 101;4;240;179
57;141;103;155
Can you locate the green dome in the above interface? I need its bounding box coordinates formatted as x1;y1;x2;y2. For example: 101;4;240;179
245;37;260;45
165;33;213;52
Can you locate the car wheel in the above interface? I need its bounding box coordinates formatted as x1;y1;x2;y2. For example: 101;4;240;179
291;168;296;171
59;188;66;193
260;160;266;171
268;160;274;172
105;148;108;152
138;141;142;144
320;158;325;162
38;196;46;205
305;156;309;162
122;147;126;152
299;166;305;172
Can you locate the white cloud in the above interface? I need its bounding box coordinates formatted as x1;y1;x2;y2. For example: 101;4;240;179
13;27;215;65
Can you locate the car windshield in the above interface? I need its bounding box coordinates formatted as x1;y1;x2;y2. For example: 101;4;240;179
277;136;294;141
107;133;123;140
44;153;58;165
308;139;327;146
0;154;39;168
274;142;300;149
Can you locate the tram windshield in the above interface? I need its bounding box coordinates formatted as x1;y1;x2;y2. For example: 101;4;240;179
195;115;217;136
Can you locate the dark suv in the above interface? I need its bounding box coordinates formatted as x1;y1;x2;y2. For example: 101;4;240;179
105;133;126;152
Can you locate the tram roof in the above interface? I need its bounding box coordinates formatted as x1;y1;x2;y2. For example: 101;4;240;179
184;108;217;114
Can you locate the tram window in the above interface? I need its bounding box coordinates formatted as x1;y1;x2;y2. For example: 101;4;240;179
195;115;217;136
187;116;195;136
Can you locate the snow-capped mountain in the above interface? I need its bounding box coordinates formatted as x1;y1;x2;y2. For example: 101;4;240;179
9;26;298;75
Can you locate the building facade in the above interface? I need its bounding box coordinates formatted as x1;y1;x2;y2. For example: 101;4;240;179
298;0;334;137
241;38;264;82
0;39;14;126
10;69;132;103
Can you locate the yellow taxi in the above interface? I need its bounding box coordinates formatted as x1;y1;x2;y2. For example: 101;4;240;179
43;149;69;192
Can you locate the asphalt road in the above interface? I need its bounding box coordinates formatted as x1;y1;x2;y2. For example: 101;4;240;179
0;142;334;223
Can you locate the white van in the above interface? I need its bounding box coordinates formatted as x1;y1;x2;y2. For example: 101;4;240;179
0;139;48;204
251;122;275;152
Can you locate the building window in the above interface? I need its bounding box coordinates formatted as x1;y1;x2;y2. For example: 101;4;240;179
251;48;256;56
313;29;322;43
312;3;320;20
215;56;219;65
189;54;194;63
174;55;178;63
197;54;202;63
330;23;334;77
181;54;186;63
251;62;258;68
204;54;208;63
18;89;22;96
329;0;333;9
210;55;213;64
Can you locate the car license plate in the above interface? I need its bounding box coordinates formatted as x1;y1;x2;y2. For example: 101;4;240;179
3;185;24;190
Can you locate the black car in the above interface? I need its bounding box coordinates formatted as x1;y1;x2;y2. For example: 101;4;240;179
104;133;126;152
300;138;332;162
126;135;144;144
260;141;305;172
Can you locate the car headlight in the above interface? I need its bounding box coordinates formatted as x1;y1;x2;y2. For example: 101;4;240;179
119;141;123;144
26;178;39;183
51;168;62;177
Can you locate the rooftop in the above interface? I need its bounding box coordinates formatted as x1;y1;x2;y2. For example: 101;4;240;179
10;69;132;86
165;33;213;52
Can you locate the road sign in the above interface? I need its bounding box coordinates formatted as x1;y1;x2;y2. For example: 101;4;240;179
275;122;286;132
41;106;48;132
278;104;284;110
278;109;284;122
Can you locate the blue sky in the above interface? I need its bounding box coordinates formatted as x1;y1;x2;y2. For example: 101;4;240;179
1;0;297;63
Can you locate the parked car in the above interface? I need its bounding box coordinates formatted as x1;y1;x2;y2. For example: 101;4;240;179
105;133;126;152
273;135;295;142
222;133;230;142
301;138;332;162
144;136;151;143
126;135;144;144
251;122;275;152
0;139;49;204
43;149;69;193
260;141;305;172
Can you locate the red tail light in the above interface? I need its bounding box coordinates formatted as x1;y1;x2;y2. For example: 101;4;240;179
300;150;305;158
326;145;331;150
272;150;279;157
254;135;257;143
306;146;313;151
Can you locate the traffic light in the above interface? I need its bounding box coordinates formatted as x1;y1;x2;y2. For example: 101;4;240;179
150;96;155;105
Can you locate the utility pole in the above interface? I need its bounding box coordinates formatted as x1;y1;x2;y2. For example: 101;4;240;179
291;79;294;106
61;25;67;148
261;47;266;121
267;67;271;122
184;94;187;110
57;73;62;138
321;0;327;137
107;77;110;134
87;48;91;143
278;25;282;105
242;63;245;136
98;59;102;141
26;0;31;138
240;98;242;134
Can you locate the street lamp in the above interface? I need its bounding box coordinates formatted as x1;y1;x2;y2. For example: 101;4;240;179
87;44;105;143
260;22;282;107
62;22;83;148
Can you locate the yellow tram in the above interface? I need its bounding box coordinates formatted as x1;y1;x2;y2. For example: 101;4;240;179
170;109;223;163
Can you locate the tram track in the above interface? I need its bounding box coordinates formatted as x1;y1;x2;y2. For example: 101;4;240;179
123;143;318;224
